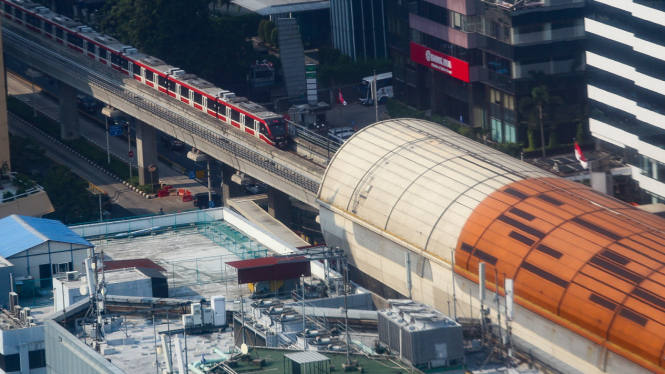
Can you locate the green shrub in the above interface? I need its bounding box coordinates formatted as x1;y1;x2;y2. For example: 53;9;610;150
2;190;14;201
270;28;278;47
258;19;266;41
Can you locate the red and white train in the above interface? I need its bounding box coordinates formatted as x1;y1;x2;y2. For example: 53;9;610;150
1;0;289;147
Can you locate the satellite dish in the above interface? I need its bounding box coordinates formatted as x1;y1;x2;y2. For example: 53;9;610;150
79;285;88;295
240;344;248;355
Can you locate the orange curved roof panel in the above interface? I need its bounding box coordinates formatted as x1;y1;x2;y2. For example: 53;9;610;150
456;177;665;372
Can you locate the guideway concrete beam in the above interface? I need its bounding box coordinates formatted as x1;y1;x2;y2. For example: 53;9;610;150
136;120;159;186
221;163;244;207
58;81;80;140
268;185;292;226
0;26;10;170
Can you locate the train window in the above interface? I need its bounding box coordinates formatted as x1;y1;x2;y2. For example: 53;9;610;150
158;75;167;88
3;3;10;13
99;48;108;60
132;63;141;75
15;9;23;21
259;123;268;135
193;92;202;105
145;69;154;82
87;42;95;54
55;28;63;39
44;23;52;34
180;85;189;99
230;109;240;122
111;53;121;66
121;58;130;71
68;34;83;48
25;14;39;28
167;80;176;92
207;98;218;112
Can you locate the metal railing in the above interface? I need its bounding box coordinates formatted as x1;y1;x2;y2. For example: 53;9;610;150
286;120;342;154
2;25;321;194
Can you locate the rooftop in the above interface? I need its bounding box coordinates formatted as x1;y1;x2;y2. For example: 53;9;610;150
0;214;91;258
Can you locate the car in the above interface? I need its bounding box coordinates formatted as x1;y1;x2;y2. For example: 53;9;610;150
328;127;355;144
244;183;267;195
161;134;184;151
192;192;222;208
77;95;99;113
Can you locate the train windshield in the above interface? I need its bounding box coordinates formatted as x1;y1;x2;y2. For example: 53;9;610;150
268;119;287;136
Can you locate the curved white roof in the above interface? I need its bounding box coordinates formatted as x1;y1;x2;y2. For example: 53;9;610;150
317;119;552;258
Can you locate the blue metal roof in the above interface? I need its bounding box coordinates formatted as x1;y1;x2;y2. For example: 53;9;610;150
0;215;92;258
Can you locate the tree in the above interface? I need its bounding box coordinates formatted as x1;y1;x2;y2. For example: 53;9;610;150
270;28;278;47
258;19;267;41
218;0;231;14
42;165;98;224
263;20;275;44
518;85;563;157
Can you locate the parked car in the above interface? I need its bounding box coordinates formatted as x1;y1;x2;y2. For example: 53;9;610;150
328;127;355;144
77;95;99;113
161;134;184;151
193;192;222;208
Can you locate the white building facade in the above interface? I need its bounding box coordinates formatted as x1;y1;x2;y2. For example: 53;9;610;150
585;1;665;202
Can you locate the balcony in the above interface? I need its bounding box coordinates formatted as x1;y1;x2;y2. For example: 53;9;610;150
0;173;54;219
512;25;584;45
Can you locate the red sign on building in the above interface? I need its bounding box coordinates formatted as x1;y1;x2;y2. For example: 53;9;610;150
410;42;470;83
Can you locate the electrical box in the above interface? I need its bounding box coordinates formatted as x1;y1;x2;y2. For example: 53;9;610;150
203;308;213;325
182;315;194;328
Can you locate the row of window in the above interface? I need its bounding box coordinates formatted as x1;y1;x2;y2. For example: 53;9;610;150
0;349;46;371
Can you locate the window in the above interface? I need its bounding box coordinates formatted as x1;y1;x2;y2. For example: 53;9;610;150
158;75;167;88
99;48;108;61
491;118;503;142
145;69;154;82
230;109;240;122
121;57;129;71
180;85;189;99
15;9;23;21
168;80;177;92
206;98;218;112
0;352;21;372
505;124;516;143
68;33;83;48
132;63;141;76
29;349;46;369
87;41;95;54
55;27;63;39
2;3;10;13
111;53;121;66
44;23;52;34
52;262;72;274
259;123;268;135
193;92;202;105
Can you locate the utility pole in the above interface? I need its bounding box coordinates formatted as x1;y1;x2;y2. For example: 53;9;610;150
105;116;110;164
128;125;133;179
373;70;378;123
207;160;212;204
98;194;102;222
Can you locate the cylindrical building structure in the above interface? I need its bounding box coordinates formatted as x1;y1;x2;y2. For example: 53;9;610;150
317;119;665;374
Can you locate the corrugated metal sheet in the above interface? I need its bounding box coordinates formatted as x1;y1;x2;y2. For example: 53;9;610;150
317;119;551;259
0;215;92;258
232;0;329;15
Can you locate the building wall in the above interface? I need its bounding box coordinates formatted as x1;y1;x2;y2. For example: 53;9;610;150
44;318;123;374
0;259;15;309
53;275;154;312
585;1;665;202
319;205;650;374
331;0;388;60
0;326;46;374
6;243;88;279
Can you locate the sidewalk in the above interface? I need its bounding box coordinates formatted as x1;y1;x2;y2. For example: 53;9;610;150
7;75;211;215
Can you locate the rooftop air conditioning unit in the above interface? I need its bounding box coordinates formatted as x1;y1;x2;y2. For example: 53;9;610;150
35;6;49;13
66;271;80;281
77;26;92;32
123;47;138;54
221;92;235;101
9;292;18;313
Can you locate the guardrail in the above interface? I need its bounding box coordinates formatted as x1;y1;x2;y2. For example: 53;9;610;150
2;26;321;194
286;120;342;154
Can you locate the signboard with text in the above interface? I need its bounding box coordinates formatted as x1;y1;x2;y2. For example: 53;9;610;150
410;42;470;83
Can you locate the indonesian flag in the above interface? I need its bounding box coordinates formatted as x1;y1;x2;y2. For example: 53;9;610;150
338;88;347;106
575;141;588;169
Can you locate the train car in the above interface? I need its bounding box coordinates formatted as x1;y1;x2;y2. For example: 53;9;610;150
0;0;288;147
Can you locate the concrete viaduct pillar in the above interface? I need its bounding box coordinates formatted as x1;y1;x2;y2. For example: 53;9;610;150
135;120;159;186
221;163;244;207
58;81;80;140
267;186;292;226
